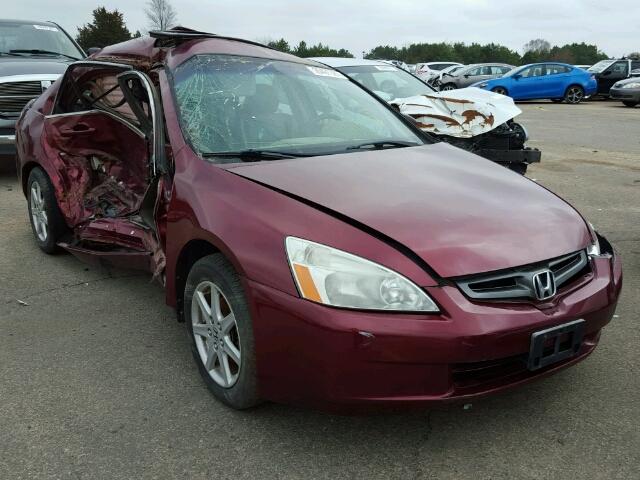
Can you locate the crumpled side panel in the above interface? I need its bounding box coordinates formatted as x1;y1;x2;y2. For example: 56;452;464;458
41;112;149;226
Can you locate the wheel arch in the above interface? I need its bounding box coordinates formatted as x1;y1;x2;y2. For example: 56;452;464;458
21;161;41;196
173;239;222;322
565;83;585;95
491;85;509;95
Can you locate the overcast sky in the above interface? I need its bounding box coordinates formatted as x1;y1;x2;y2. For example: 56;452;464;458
4;0;638;58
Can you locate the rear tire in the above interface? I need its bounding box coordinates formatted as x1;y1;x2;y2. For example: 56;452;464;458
27;167;67;254
622;101;638;107
184;254;261;410
492;87;508;96
564;85;585;104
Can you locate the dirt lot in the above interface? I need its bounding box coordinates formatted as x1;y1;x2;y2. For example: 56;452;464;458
1;100;638;480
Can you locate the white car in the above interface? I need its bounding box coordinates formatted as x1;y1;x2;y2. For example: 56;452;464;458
311;57;541;174
415;61;463;82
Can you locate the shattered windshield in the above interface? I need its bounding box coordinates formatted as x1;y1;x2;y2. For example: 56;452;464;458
340;65;434;99
588;60;616;73
171;55;422;159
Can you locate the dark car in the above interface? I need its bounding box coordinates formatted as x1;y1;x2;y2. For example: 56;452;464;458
0;19;84;160
473;63;597;104
16;29;622;412
609;77;640;107
588;59;640;95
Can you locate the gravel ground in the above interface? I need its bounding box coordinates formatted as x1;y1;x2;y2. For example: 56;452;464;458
0;100;638;480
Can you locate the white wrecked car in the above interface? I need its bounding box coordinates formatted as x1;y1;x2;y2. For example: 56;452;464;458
312;57;540;174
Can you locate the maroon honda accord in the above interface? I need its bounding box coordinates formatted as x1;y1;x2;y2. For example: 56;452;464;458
15;29;622;411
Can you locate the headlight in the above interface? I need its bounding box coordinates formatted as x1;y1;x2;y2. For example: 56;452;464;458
478;82;488;88
285;237;439;312
622;82;640;89
586;222;601;256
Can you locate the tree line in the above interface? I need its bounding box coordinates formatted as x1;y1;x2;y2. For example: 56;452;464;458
74;5;636;66
365;40;611;66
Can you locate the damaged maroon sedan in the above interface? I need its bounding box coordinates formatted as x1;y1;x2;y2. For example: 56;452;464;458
16;29;622;411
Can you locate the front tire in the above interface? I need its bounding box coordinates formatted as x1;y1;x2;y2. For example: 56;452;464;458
184;254;260;409
27;167;67;253
564;85;585;104
492;87;508;96
622;101;638;107
440;83;456;91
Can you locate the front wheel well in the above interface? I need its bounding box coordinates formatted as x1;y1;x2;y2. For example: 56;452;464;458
21;161;41;196
175;239;220;322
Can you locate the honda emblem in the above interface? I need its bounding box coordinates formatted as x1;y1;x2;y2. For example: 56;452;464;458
532;270;556;300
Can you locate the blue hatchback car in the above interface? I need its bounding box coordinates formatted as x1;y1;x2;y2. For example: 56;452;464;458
472;63;597;104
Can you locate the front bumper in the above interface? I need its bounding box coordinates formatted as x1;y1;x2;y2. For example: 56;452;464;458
0;118;16;157
247;253;622;412
609;87;640;102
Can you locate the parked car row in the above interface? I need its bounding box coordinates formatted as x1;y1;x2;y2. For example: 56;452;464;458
14;27;622;412
389;56;640;106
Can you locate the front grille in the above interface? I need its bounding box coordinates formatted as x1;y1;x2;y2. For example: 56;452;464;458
0;81;43;96
456;250;589;302
0;81;44;115
452;355;527;389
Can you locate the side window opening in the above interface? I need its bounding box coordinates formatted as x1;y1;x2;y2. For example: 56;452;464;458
54;64;152;134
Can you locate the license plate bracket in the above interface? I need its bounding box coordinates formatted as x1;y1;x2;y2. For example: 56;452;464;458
528;319;585;371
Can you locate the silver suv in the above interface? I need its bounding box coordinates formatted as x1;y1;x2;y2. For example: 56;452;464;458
0;19;84;160
438;63;513;91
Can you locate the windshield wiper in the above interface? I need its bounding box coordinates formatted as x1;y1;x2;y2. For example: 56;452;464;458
346;140;419;151
0;51;25;57
202;149;311;162
10;49;80;61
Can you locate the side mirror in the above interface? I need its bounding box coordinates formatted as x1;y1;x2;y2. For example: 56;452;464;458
464;74;470;78
513;74;522;80
602;70;611;76
87;47;101;56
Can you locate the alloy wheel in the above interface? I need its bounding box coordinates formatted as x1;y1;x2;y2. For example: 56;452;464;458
441;84;456;91
493;87;507;95
191;281;241;388
566;87;584;104
30;182;48;242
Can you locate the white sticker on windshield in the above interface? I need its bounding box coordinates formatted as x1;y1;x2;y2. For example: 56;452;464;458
306;66;346;79
33;25;59;32
375;65;397;71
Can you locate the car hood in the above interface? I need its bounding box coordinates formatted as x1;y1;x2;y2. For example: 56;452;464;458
615;77;640;87
0;57;70;77
226;143;591;278
391;87;521;138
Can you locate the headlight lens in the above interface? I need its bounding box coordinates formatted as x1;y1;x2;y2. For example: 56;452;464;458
587;222;601;256
478;82;488;88
285;237;439;312
622;82;640;89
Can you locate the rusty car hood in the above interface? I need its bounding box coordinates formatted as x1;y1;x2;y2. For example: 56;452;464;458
226;143;591;278
391;87;522;138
